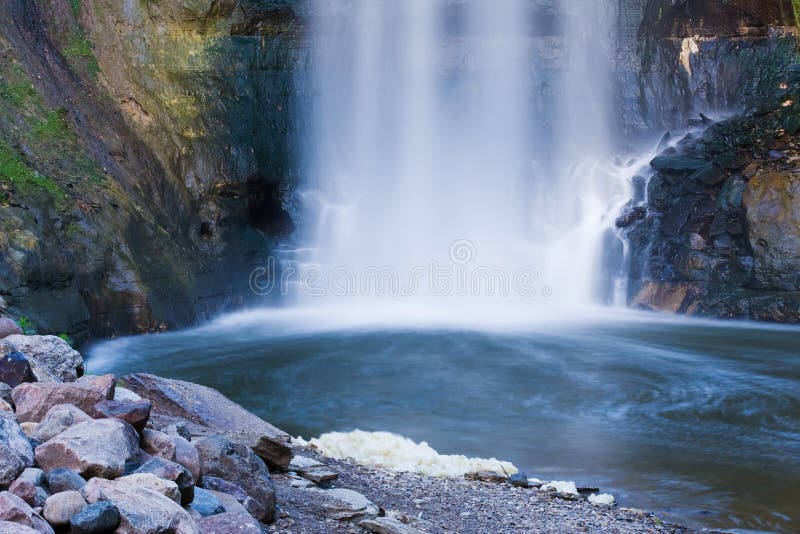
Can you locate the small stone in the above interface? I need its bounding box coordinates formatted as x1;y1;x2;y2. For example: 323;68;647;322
33;404;91;442
140;429;176;460
0;320;22;340
18;468;44;487
133;457;194;505
509;472;529;488
300;487;379;520
35;419;139;479
768;150;785;159
94;399;151;432
186;487;224;518
8;478;36;505
197;512;262;534
0;344;35;389
42;490;86;526
69;501;120;534
0;399;10;413
0;383;11;405
3;335;83;382
464;471;507;484
360;515;428;534
45;468;86;493
117;473;180;504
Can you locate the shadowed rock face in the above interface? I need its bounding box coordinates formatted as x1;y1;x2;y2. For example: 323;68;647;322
0;0;308;340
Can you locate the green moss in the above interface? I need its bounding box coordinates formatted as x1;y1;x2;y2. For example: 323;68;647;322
32;109;71;141
63;31;100;78
70;0;81;17
15;317;37;335
0;140;66;204
0;64;42;110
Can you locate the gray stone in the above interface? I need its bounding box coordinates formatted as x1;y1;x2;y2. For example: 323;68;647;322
289;455;338;483
0;520;39;533
42;490;86;527
117;473;180;504
81;478;200;534
4;335;83;383
360;514;429;534
68;501;120;534
18;468;44;487
197;512;262;534
35;419;139;479
205;490;248;516
45;468;86;493
133;458;194;505
33;404;91;442
302;487;379;520
112;387;141;403
0;383;11;405
11;383;105;423
195;435;275;522
0;320;22;340
186;487;224;519
0;411;34;486
0;491;53;533
200;477;265;522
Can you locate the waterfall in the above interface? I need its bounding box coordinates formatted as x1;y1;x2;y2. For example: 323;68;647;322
292;0;630;314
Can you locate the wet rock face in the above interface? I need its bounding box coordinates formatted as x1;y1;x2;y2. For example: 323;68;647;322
0;0;306;340
623;99;800;322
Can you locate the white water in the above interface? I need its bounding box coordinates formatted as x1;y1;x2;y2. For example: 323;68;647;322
290;0;633;312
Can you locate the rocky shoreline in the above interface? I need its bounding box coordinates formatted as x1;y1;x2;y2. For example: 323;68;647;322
0;328;683;533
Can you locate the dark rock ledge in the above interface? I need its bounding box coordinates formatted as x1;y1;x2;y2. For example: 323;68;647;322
0;333;682;533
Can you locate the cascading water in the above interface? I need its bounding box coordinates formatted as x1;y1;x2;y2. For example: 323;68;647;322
294;0;634;315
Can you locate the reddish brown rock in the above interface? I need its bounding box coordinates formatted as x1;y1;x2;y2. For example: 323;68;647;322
11;383;106;423
35;419;139;479
4;335;83;383
133;458;194;505
0;320;22;341
140;429;175;459
94;399;151;432
76;374;116;400
0;491;53;533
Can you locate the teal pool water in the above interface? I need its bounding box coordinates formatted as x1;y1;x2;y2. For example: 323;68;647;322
86;308;800;533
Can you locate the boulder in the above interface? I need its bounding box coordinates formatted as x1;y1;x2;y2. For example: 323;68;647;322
0;320;21;341
649;155;708;172
45;468;86;493
185;487;224;519
0;411;34;486
81;478;200;534
11;383;106;423
197;512;262;534
121;373;292;470
94;399;151;432
133;458;194;505
75;375;116;400
68;501;120;534
194;436;275;522
42;490;86;527
200;477;265;522
0;491;53;533
4;335;83;382
117;473;180;504
0;343;36;388
35;419;139;479
33;404;91;442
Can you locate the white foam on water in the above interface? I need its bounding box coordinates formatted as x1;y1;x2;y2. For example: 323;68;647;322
295;430;517;478
541;480;579;495
588;493;616;506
